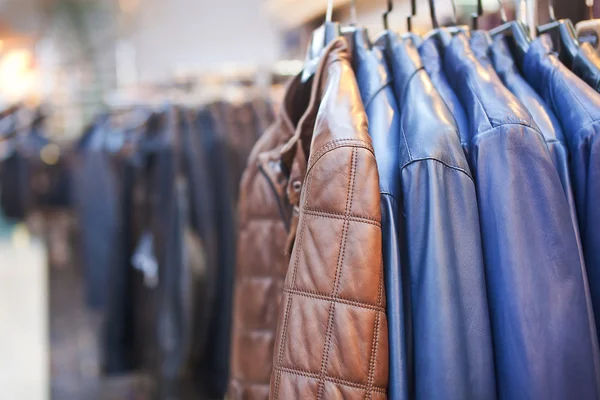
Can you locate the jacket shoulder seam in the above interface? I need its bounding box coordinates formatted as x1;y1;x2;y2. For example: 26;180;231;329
307;139;375;176
400;156;475;185
473;122;546;145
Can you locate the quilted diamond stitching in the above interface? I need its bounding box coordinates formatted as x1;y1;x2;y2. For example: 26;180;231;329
272;145;387;399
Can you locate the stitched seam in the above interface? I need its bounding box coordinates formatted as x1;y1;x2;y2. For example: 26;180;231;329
303;208;382;227
380;191;397;200
275;366;387;393
572;119;600;142
558;70;593;121
310;139;374;165
465;75;494;131
316;147;357;399
399;69;430;162
309;139;369;166
273;286;290;397
307;139;374;173
472;122;547;146
283;288;386;312
365;258;385;400
364;82;392;110
399;112;413;162
230;377;276;387
400;157;475;185
365;311;381;400
273;140;316;398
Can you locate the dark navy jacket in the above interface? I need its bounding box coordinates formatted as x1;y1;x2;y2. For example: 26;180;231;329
445;32;600;399
347;28;408;400
378;31;496;400
523;35;600;385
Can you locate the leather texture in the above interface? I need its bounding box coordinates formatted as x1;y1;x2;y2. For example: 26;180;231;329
473;32;583;257
228;77;300;400
523;35;600;383
445;32;600;400
269;37;389;399
572;42;600;92
419;35;470;152
348;28;406;400
380;32;496;400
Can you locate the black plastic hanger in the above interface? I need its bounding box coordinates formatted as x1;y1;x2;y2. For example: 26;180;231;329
302;0;341;82
407;0;416;32
490;0;531;69
537;0;579;68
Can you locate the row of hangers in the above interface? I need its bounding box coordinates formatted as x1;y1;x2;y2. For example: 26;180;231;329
305;0;597;75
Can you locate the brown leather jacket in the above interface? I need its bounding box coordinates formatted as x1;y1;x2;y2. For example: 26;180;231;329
269;38;389;399
228;75;310;399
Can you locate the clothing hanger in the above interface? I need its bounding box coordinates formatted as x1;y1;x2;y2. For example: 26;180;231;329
471;0;483;29
407;0;416;32
383;0;393;31
536;0;579;67
576;0;600;50
342;0;373;60
490;0;531;68
424;0;467;46
301;0;342;82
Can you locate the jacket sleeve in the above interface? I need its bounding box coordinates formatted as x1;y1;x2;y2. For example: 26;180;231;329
473;124;600;399
270;144;389;400
401;159;496;400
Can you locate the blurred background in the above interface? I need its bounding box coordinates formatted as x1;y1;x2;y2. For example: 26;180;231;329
0;0;595;399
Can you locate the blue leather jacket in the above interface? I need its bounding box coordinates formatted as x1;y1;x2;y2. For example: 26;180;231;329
572;42;600;92
444;32;600;399
522;35;600;393
376;31;496;400
470;32;583;264
419;35;470;154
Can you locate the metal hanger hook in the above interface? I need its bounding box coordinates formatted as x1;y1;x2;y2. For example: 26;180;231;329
471;0;483;29
429;0;440;28
497;0;508;23
548;0;556;21
350;0;358;25
450;0;458;25
326;0;334;22
383;0;393;30
407;0;416;31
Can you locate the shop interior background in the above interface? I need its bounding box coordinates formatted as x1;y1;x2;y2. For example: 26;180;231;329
0;0;594;399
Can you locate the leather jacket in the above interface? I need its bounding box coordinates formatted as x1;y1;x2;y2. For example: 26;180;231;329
419;35;470;152
472;33;583;253
228;78;299;399
445;32;600;399
348;28;407;400
381;32;496;400
523;35;600;385
269;37;389;399
572;42;600;92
